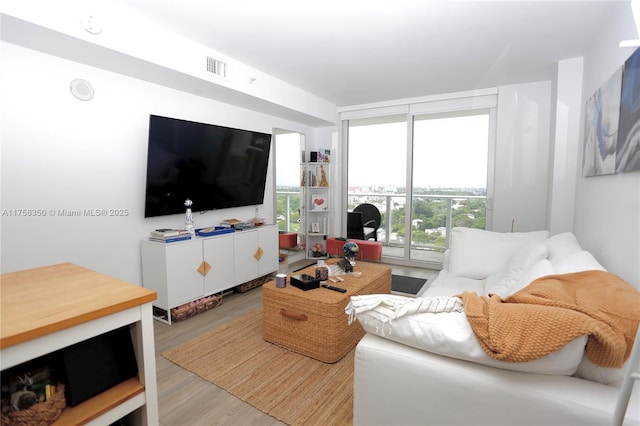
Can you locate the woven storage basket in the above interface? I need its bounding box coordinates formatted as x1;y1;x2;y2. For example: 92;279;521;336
263;261;391;363
170;294;223;322
234;274;271;293
1;384;66;426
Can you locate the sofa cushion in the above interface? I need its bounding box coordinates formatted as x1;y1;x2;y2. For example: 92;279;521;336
554;250;605;274
347;294;587;376
509;259;556;294
423;270;485;297
573;354;626;385
448;227;549;279
484;242;549;298
543;232;582;263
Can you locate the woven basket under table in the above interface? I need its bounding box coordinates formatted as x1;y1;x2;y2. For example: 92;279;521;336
1;384;66;426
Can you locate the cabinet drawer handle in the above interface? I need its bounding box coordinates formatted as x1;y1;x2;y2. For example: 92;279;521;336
280;308;308;321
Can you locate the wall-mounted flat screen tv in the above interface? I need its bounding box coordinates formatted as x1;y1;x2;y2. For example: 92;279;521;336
144;115;272;218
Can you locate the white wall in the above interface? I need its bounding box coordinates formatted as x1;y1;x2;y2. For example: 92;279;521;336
0;42;315;283
574;5;640;289
548;57;584;235
492;81;552;232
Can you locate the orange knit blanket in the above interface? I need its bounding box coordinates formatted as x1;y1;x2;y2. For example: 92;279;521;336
459;270;640;367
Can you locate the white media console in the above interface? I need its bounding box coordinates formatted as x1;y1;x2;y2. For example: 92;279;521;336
141;225;278;324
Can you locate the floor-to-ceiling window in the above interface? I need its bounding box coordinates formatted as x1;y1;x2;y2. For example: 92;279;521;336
410;110;490;261
347;115;407;248
274;129;305;234
344;93;496;267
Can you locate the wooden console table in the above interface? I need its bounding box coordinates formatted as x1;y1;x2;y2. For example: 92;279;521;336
0;263;159;425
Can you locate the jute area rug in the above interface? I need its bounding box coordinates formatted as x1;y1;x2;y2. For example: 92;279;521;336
162;308;354;426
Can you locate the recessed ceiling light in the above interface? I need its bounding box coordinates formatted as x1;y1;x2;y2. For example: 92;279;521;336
80;15;102;35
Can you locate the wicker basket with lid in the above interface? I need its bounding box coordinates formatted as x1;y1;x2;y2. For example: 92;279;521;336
262;260;391;363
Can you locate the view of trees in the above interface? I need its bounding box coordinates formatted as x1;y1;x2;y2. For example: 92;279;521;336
276;190;301;232
277;187;486;252
398;196;485;249
348;190;485;251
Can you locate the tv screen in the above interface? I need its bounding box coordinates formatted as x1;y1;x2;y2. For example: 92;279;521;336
144;115;272;218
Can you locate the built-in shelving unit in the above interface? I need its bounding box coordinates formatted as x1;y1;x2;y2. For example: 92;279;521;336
300;152;333;259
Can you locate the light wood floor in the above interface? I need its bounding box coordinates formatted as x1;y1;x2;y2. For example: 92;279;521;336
153;261;436;425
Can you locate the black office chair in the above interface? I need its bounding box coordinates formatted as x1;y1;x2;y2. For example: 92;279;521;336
348;203;381;241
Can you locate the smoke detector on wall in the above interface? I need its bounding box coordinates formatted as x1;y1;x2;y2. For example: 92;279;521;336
70;79;95;101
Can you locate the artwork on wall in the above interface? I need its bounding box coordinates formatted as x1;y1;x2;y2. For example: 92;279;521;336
583;48;640;176
616;48;640;173
311;194;327;211
582;67;622;177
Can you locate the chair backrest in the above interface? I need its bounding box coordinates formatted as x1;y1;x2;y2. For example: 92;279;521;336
347;212;366;240
353;203;381;230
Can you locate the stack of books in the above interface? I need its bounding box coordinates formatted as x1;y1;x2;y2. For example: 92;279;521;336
149;228;192;243
220;218;242;228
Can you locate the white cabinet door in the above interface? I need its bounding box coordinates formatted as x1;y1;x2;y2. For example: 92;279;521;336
142;226;277;318
233;230;259;284
257;226;278;276
203;234;235;295
163;242;205;306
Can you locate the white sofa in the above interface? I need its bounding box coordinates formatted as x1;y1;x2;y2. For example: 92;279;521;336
350;227;640;425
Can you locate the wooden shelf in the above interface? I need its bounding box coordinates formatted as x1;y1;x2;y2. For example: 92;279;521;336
53;378;144;425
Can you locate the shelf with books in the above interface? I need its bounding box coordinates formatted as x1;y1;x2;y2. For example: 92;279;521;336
148;228;192;243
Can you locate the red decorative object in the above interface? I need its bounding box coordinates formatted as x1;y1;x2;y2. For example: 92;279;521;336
326;237;382;261
279;232;297;249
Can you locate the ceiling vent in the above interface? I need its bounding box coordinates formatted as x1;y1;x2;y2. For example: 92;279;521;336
206;56;227;78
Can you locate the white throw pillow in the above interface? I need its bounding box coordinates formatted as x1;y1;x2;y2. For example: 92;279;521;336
448;227;549;279
484;242;549;298
543;232;582;263
348;294;586;376
554;250;605;274
509;259;556;295
573;354;626;385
